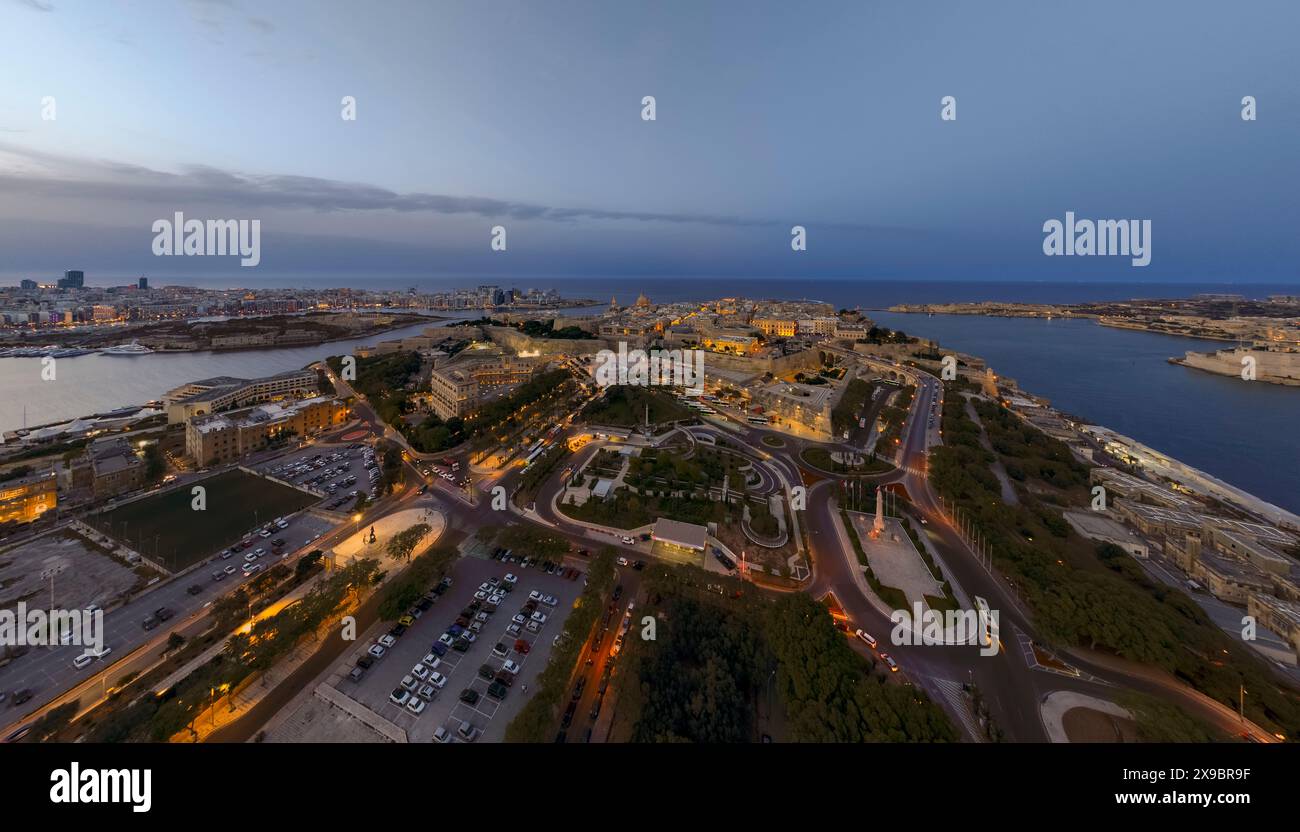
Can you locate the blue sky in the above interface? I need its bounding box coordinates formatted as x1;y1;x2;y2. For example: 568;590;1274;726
1;0;1298;284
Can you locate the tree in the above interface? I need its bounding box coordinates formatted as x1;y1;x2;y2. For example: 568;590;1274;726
142;443;167;484
386;523;431;562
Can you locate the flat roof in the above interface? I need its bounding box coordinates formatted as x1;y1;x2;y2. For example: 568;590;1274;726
652;518;708;550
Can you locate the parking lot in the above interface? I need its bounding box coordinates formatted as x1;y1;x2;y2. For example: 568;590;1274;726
253;441;382;512
337;552;586;742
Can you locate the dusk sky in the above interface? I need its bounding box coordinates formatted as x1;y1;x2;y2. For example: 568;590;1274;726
2;0;1298;284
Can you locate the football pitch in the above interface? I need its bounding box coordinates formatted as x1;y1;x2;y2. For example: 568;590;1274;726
88;469;317;573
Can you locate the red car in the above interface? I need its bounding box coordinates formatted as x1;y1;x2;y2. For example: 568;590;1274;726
513;638;531;654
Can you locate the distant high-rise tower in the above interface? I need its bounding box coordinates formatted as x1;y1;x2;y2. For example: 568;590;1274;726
58;270;84;289
138;276;148;290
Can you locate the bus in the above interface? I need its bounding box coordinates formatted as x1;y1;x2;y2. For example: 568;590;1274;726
525;447;545;465
747;415;769;425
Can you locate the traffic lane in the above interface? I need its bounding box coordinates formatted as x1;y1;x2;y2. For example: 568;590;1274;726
0;512;335;723
562;570;641;742
802;481;1047;741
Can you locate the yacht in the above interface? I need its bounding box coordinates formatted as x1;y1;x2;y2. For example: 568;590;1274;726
100;340;154;355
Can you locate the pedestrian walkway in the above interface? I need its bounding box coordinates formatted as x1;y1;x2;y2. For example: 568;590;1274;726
930;677;984;742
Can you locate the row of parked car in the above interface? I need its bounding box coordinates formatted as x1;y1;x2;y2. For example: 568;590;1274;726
488;547;582;581
854;628;898;672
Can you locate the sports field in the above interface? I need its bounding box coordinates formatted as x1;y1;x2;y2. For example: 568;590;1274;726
87;469;317;573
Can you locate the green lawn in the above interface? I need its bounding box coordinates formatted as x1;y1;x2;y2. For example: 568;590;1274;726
88;469;317;573
800;446;893;475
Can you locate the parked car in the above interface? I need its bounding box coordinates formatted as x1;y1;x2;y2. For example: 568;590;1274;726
855;629;878;650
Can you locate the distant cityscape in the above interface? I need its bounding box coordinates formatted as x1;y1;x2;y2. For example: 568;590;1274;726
1;282;1298;749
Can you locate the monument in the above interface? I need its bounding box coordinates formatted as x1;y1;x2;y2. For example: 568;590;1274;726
871;486;885;539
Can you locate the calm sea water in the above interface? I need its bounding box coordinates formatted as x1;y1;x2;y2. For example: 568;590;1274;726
868;311;1300;515
5;278;1298;513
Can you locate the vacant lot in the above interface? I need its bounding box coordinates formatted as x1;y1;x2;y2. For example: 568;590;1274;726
0;528;141;612
88;470;317;573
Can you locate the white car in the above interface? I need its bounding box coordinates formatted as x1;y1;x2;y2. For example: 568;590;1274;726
474;590;488;601
530;611;548;624
421;653;441;670
617;556;630;566
400;675;418;691
378;634;396;648
528;590;542;602
619;537;634;545
72;653;95;669
411;663;430;681
487;594;504;606
429;671;447;688
389;688;410;706
432;726;451;743
541;595;558;607
478;581;493;592
507;623;522;637
501;659;521;675
368;644;386;659
855;629;878;650
438;633;455;648
405;697;426;716
503;573;518;584
460;631;477;643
